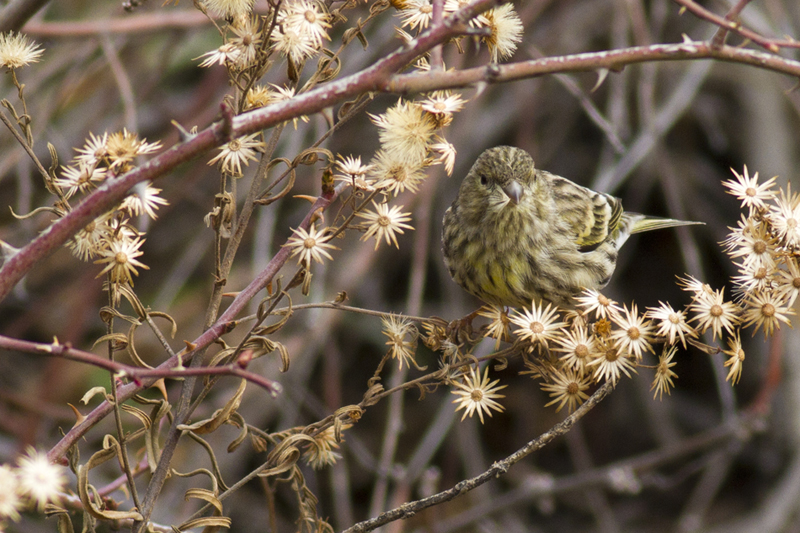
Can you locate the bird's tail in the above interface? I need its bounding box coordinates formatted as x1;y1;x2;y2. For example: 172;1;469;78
628;214;704;235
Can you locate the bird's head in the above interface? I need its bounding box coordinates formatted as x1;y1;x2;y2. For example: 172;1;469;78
458;146;548;219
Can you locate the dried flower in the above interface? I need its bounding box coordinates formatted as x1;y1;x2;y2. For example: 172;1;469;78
357;201;414;250
575;289;622;320
688;287;741;340
677;274;714;300
553;325;595;374
245;84;272;109
0;32;43;69
431;139;457;176
270;0;331;64
588;340;637;384
451;366;507;423
768;183;800;249
509;300;566;349
419;91;467;116
721;165;776;213
284;224;337;267
94;235;149;284
278;0;331;48
270;26;318;64
229;16;262;67
646;302;696;348
197;42;242;67
203;0;254;19
370;99;436;161
334;155;375;189
482;3;524;61
775;257;800;307
741;290;794;338
106;129;161;172
541;368;590;413
611;303;654;360
55;163;107;198
723;331;745;384
305;425;348;469
651;345;678;400
74;131;109;166
68;212;113;261
208;132;265;176
382;315;418;370
731;261;774;296
16;448;67;511
369;149;427;196
120;183;169;220
477;304;511;349
398;0;433;30
726;216;777;271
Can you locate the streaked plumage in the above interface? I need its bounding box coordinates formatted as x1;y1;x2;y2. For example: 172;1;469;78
442;146;701;308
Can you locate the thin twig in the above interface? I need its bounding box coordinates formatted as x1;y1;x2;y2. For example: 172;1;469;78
342;381;615;533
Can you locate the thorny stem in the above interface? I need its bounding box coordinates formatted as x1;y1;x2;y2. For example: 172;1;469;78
672;0;794;52
709;0;755;49
0;335;281;395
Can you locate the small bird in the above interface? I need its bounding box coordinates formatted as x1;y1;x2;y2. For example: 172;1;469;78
442;146;701;308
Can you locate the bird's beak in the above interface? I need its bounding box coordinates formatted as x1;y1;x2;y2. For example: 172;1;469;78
502;180;523;205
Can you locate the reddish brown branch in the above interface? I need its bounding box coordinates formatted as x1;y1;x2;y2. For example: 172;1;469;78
384;40;800;94
23;10;209;36
673;0;799;52
0;335;282;396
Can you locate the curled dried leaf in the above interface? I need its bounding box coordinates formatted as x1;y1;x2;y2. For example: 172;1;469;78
172;468;220;496
149;311;178;338
176;516;231;530
177;379;246;434
98;306;140;326
80;386;108;405
9;205;63;220
126;322;154;369
79;438;144;521
226;412;249;453
92;333;128;351
121;404;152;429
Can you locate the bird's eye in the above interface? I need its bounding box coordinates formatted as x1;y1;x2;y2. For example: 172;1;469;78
479;175;488;186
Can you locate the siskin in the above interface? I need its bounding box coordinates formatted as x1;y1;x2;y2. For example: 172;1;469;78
442;146;701;308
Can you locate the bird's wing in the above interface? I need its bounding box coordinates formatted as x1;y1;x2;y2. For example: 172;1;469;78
548;173;623;252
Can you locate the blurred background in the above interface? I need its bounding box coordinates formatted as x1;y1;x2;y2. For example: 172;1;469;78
0;0;799;531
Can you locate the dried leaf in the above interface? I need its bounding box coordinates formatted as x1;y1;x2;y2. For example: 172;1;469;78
78;437;144;521
127;322;154;369
150;311;178;339
177;379;246;434
176;516;231;531
226;412;249;453
92;333;128;351
120;404;152;429
80;386;108;405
